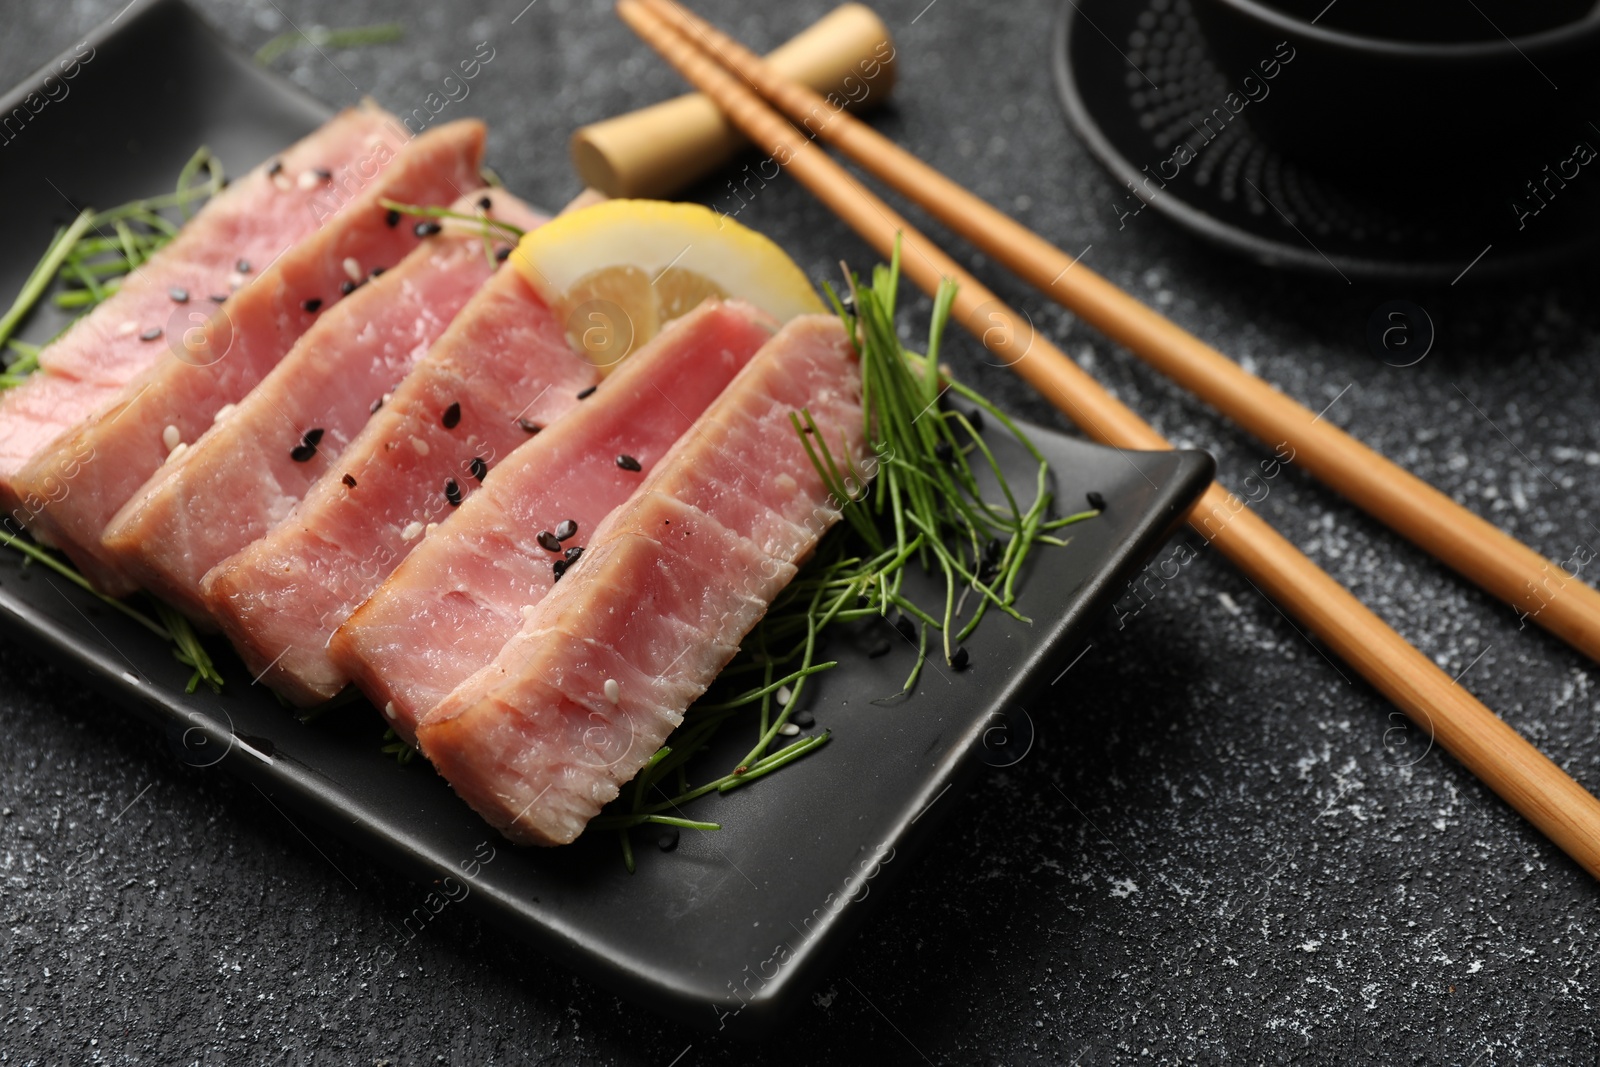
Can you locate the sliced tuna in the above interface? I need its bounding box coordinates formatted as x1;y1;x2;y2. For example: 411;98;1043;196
415;314;866;846
0;102;401;533
101;189;543;621
331;299;778;743
7;118;487;594
201;243;594;706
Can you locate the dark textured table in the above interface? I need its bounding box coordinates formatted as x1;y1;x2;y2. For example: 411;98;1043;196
5;1;1600;1063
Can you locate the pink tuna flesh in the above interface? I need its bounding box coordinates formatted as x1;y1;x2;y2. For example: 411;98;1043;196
201;250;594;705
100;189;543;621
6;117;487;593
0;102;402;498
331;299;778;743
416;314;866;846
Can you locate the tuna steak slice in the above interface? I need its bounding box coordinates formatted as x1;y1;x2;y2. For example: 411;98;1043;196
8;118;487;594
0;102;400;527
101;189;544;621
331;299;778;744
202;242;594;706
415;314;866;846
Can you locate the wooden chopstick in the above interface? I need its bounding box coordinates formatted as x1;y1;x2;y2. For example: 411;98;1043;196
634;1;1600;668
616;0;1600;880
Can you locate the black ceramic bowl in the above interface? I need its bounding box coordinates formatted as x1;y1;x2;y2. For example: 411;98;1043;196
1262;0;1596;42
1190;0;1600;193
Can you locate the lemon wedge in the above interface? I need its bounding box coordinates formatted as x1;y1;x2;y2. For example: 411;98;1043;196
511;199;824;371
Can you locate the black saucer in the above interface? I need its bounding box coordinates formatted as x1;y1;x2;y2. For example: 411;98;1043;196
1052;0;1600;283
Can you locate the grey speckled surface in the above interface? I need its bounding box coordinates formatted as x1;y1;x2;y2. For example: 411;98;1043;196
5;0;1600;1063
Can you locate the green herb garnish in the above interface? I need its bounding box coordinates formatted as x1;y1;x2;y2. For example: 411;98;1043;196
0;528;223;693
253;23;405;67
154;602;225;694
380;726;419;765
379;198;525;241
0;212;93;351
381;198;524;269
601;241;1096;870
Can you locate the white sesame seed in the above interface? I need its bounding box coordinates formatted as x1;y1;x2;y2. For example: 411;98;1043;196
116;321;138;337
410;436;430;456
297;170;320;190
272;173;292;192
383;701;397;720
401;521;423;541
779;723;801;737
161;424;180;451
604;678;620;704
342;257;362;282
163;442;188;465
777;685;792;707
424;522;438;537
227;272;246;289
212;403;235;423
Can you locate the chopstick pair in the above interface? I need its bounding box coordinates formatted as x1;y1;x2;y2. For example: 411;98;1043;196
615;0;1600;880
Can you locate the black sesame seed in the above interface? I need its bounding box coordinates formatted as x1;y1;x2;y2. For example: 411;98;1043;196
554;519;577;541
302;298;322;313
657;828;680;852
1086;490;1106;512
950;645;970;670
342;473;357;488
236;259;251;273
385;208;401;227
802;425;814;434
933;440;954;464
552;559;568;581
290;443;316;462
413;221;442;237
517;418;542;434
209;293;228;303
495;246;511;262
477;195;492;210
302;427;324;447
576;385;597;400
138;327;162;342
441;402;461;429
893;613;916;642
983;538;1002;564
169;287;189;304
968;409;985;434
267;159;284;176
564;545;584;564
370;267;386;278
313;167;332;182
369;397;384;414
537;530;562;553
867;638;892;659
339;280;357;295
616;454;642;472
444;478;462;507
469;456;487;482
793;709;815;728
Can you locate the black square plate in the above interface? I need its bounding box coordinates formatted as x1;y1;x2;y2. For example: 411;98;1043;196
0;0;1216;1036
